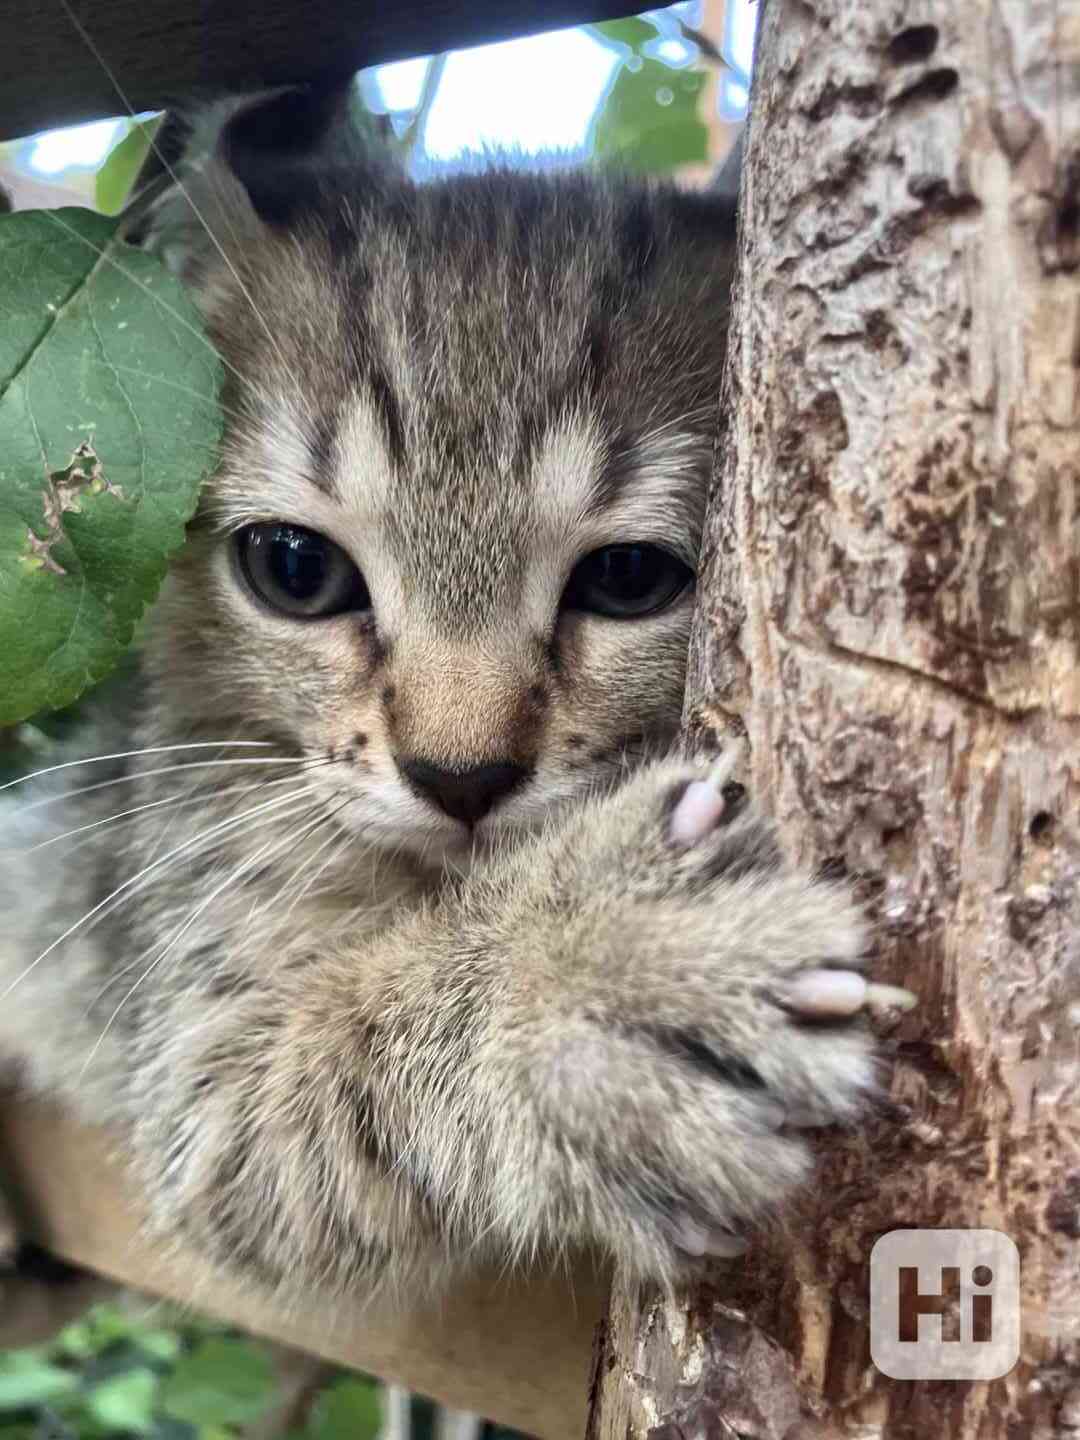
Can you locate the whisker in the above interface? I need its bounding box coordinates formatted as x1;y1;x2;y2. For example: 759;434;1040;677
57;0;305;397
9;769;322;856
11;791;183;856
0;741;278;794
75;770;307;933
257;797;356;927
0;785;312;1001
104;361;253;425
79;796;328;1075
86;790;328;1007
38;208;253;397
15;756;325;813
287;812;357;905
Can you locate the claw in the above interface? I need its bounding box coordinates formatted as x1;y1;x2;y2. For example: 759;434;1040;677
864;982;918;1012
673;1214;748;1258
669;751;742;847
779;968;868;1016
777;969;916;1018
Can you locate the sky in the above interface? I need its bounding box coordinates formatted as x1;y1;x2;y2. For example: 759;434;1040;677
21;2;757;181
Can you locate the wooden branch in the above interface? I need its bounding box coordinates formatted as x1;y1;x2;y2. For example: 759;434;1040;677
589;0;1080;1433
0;0;635;141
0;1096;604;1439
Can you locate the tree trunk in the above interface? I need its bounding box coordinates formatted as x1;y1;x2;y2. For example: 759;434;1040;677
586;0;1080;1435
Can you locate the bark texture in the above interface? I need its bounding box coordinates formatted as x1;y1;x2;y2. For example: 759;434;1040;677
588;0;1080;1435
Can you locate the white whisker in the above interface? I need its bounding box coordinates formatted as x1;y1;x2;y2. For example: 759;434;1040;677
9;769;324;856
267;799;357;925
86;790;327;1007
38;209;257;400
0;785;312;1001
15;756;323;813
0;741;278;794
79;796;328;1076
104;361;252;425
57;0;305;397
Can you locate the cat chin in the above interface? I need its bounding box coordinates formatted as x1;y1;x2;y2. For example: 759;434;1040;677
356;818;524;877
349;816;476;872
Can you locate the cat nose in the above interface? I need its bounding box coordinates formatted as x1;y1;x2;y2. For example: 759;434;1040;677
397;757;529;826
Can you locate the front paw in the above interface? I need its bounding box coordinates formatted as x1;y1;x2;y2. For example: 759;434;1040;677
529;757;910;1279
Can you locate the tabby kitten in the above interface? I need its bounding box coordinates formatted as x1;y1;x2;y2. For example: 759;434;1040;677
0;89;876;1300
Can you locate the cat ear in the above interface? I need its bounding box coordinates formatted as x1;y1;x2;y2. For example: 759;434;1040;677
123;82;390;282
218;82;374;225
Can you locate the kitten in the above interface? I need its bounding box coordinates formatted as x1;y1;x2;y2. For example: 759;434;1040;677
0;88;875;1302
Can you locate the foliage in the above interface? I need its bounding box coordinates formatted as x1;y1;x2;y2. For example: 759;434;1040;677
95;119;162;216
0;208;223;727
589;17;709;172
0;1303;388;1440
302;1378;383;1440
158;1340;276;1429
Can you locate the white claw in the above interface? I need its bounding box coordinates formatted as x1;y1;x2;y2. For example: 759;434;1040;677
672;1215;710;1256
704;1229;749;1258
780;968;868;1017
673;1215;748;1258
669;750;743;847
778;970;918;1017
670;779;728;846
864;982;918;1012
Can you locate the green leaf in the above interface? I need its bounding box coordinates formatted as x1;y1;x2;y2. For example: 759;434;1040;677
0;207;223;727
0;1355;78;1410
85;1368;157;1434
307;1379;382;1440
54;1302;166;1362
54;1304;134;1361
95;117;162;216
589;16;659;51
53;1320;97;1362
591;60;708;173
159;1339;275;1428
135;1331;182;1364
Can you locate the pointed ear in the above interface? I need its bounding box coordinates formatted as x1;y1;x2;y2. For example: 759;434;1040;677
219;81;370;225
124;80;389;283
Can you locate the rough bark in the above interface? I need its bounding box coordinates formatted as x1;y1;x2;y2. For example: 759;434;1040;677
587;0;1080;1435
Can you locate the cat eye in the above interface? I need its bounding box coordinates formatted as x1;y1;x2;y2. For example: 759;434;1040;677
563;544;693;619
236;524;371;618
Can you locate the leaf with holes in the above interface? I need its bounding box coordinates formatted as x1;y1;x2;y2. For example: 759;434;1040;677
0;207;222;726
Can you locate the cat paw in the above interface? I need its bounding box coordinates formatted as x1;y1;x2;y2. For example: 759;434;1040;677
533;756;913;1276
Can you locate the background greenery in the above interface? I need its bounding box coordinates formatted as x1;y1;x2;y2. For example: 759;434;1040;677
0;1297;509;1440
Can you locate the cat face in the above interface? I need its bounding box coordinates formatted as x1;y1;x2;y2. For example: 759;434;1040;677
142;95;736;864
